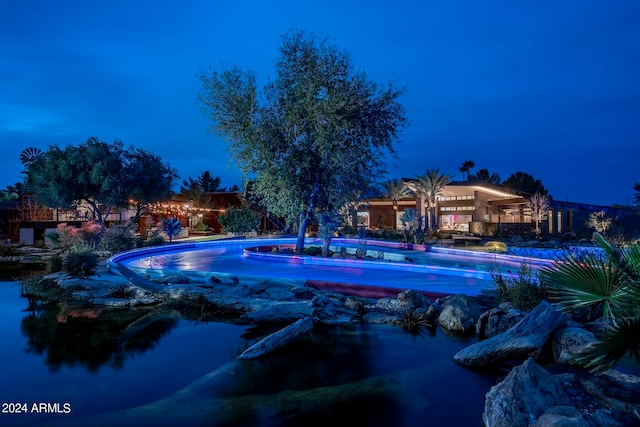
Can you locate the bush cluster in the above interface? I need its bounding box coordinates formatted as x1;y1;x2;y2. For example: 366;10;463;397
62;246;98;277
218;207;261;234
100;225;136;253
491;262;548;310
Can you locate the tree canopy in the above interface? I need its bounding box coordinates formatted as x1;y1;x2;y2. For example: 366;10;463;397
25;137;177;225
468;168;501;185
181;170;223;193
199;29;407;252
502;171;550;197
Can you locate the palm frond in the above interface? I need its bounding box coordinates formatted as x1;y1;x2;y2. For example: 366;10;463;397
540;251;633;324
577;316;640;374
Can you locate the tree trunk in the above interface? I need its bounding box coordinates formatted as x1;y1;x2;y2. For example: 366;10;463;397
296;178;321;254
296;214;309;254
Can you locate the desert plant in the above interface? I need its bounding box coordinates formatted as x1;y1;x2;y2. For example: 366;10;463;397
162;217;183;243
401;308;436;334
62;245;98;277
319;210;341;257
399;208;428;244
356;227;368;259
491;261;548;310
587;211;613;235
540;232;640;373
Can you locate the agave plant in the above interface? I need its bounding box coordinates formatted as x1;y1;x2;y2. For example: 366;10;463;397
162;217;183;243
540;232;640;374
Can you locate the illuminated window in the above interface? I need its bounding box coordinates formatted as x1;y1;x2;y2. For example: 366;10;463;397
557;210;562;234
548;209;553;233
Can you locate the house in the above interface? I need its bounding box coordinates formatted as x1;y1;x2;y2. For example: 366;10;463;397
359;181;640;238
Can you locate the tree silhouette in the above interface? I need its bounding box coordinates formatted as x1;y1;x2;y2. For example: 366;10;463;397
468;168;501;184
458;160;475;181
503;171;550;197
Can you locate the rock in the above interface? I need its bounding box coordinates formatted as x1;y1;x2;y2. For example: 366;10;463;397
483;358;571;427
397;289;431;310
535;406;589;427
453;300;567;366
552;327;596;366
311;295;364;324
476;302;526;339
437;294;482;334
238;317;314;359
265;287;296;301
243;301;315;323
362;311;402;325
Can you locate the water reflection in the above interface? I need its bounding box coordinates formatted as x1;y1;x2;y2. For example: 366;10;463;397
20;304;179;372
0;261;47;281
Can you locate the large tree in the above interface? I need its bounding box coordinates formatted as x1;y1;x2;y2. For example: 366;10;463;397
468;168;501;185
25;137;176;225
181;170;223;193
199;30;407;253
634;182;640;204
123;147;177;225
503;171;550;197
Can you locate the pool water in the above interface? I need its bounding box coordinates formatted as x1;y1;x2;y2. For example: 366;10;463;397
114;238;550;296
0;280;501;427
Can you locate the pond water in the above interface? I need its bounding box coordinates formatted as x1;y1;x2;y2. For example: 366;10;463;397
0;280;502;427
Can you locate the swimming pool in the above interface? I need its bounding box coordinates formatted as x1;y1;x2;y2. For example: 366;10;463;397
108;237;554;297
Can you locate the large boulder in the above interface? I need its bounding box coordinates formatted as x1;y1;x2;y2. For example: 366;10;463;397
535;406;589;427
453;300;567;366
437;294;482;334
552;327;596;366
483;358;572;427
476;302;526;339
397;289;431;310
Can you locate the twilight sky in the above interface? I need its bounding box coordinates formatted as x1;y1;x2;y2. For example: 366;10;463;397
1;0;639;206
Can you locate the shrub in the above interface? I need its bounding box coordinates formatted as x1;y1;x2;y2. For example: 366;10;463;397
217;207;261;234
195;222;209;232
62;246;98;277
491;261;548;310
303;246;323;256
100;225;135;253
46;254;63;273
47;222;105;249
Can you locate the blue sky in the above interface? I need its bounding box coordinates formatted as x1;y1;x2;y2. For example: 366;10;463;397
1;0;639;206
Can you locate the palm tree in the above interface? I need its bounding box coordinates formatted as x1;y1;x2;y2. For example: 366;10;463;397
383;178;411;229
540;232;640;373
412;169;452;232
458;160;475;181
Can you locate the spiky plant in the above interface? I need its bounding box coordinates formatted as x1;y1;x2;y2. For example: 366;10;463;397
540;232;640;374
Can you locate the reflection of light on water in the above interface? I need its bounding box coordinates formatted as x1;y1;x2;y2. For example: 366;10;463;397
111;238;556;296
